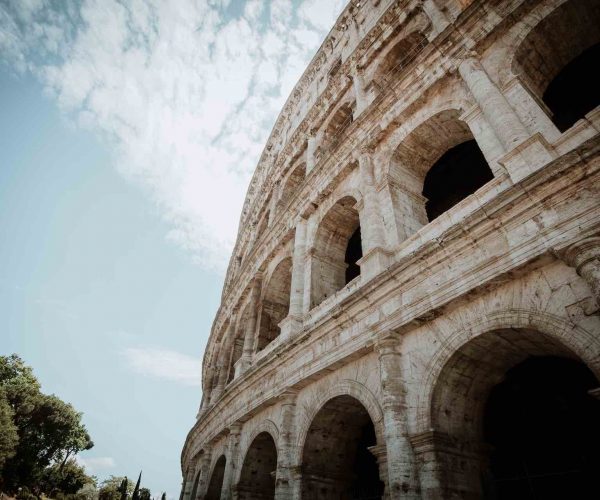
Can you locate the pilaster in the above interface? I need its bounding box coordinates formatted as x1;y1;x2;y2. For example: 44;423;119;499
220;424;242;500
560;237;600;310
275;390;300;500
375;336;420;499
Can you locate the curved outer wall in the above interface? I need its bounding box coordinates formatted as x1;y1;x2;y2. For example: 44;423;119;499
182;0;600;499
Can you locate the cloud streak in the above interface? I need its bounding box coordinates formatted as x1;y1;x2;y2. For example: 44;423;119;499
76;455;117;472
122;346;201;386
0;0;346;271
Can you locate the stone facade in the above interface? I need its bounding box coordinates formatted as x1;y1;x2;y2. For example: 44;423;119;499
181;0;600;498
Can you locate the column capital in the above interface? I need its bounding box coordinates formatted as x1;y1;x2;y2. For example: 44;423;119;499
278;388;299;405
560;237;600;272
374;334;402;357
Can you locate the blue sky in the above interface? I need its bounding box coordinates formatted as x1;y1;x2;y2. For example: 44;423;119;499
0;0;344;496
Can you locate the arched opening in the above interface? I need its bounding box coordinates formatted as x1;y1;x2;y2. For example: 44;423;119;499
374;31;428;86
279;162;306;212
226;316;246;385
311;196;362;309
205;455;226;500
190;466;201;500
257;257;292;351
318;102;354;158
389;110;493;232
422;139;493;221
483;356;600;499
513;0;600;132
427;328;600;499
237;432;277;500
301;395;384;499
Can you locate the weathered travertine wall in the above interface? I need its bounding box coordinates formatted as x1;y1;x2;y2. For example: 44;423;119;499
181;0;600;498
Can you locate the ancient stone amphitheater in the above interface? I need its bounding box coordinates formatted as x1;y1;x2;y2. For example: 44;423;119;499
181;0;600;498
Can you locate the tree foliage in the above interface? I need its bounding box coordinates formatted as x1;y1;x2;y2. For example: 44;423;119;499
0;354;94;492
98;476;134;500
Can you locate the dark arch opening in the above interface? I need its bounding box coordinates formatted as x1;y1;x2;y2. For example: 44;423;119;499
345;226;362;284
205;455;226;500
237;432;277;500
422;139;493;221
543;43;600;132
311;196;361;308
482;356;600;499
301;395;384;499
257;257;292;351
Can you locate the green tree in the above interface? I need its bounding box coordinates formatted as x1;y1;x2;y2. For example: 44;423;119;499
0;388;19;472
138;488;151;500
41;458;96;495
98;476;134;500
0;354;94;491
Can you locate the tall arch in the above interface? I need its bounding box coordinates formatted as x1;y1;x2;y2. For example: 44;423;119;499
317;101;354;158
205;455;226;500
300;395;384;499
389;109;493;226
310;196;362;309
418;323;600;499
278;162;306;212
237;432;278;500
256;257;292;351
512;0;600;132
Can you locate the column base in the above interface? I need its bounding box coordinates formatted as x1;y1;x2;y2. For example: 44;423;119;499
499;132;557;183
357;247;394;281
279;315;303;343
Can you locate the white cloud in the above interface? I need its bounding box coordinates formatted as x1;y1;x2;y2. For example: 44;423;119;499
76;455;117;472
122;346;201;387
0;0;346;271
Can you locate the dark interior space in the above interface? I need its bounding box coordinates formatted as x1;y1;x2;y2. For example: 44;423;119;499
205;455;226;500
345;226;362;284
482;356;600;500
349;420;384;500
543;43;600;132
422;139;493;221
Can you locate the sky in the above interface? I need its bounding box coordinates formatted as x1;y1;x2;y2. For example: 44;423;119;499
0;0;345;496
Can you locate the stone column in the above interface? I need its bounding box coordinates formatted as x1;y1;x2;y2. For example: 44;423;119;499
368;444;389;498
214;319;237;398
196;452;212;499
458;56;529;151
375;337;420;499
561;237;600;309
275;390;300;500
421;0;449;37
410;430;489;500
306;131;317;173
221;425;242;500
458;55;555;182
352;66;369;117
357;148;393;280
238;276;262;374
182;468;194;500
281;220;307;340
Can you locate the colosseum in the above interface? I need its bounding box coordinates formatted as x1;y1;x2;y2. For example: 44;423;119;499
180;0;600;498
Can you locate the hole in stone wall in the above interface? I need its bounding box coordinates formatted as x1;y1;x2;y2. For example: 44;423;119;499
543;43;600;132
513;0;600;133
311;196;361;309
345;226;362;284
482;356;600;499
257;258;292;350
238;432;277;500
301;395;384;500
422;139;493;221
205;455;226;500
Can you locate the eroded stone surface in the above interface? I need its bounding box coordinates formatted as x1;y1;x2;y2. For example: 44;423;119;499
181;1;600;498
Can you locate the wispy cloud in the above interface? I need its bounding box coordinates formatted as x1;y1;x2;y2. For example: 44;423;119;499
0;0;346;270
122;346;201;386
76;455;117;472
